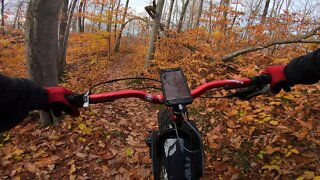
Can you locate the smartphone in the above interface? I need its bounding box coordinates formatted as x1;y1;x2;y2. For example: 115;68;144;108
160;68;193;106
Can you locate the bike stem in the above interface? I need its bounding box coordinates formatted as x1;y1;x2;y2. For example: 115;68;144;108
171;104;187;123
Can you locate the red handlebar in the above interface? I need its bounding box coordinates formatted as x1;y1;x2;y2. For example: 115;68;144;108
88;78;254;105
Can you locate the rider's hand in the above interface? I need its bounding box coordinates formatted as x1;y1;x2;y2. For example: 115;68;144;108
46;87;80;117
262;65;293;94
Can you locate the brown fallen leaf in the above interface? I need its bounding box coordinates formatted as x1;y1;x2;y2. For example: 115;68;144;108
213;161;228;172
131;167;151;179
266;146;281;154
76;152;88;159
99;150;116;160
34;155;60;168
24;163;37;173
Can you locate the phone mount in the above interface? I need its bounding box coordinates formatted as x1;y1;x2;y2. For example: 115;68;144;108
160;68;193;106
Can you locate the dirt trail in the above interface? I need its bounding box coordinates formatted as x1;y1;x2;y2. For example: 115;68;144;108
80;53;159;178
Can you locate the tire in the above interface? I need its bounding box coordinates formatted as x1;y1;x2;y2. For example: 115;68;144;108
157;108;172;130
156;108;193;180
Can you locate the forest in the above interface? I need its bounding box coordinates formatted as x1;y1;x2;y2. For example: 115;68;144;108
0;0;320;179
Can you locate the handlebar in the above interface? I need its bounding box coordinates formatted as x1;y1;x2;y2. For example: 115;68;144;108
66;74;271;107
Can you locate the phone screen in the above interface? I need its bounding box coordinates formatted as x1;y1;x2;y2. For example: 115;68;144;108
161;69;192;105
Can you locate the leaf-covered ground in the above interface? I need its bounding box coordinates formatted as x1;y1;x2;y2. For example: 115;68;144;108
0;33;320;179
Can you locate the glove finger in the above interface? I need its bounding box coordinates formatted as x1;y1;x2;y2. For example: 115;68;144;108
271;84;281;94
283;85;291;92
53;109;62;117
51;103;63;117
50;102;79;117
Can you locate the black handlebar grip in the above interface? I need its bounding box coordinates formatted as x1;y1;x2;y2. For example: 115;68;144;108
250;74;272;86
65;94;84;108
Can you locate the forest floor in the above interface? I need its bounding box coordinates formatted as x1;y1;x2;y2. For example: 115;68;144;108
0;35;159;179
1;33;320;179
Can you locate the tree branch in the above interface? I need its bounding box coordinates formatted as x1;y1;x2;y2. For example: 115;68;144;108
222;25;320;62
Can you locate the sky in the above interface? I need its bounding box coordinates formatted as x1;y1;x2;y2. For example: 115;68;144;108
128;0;150;13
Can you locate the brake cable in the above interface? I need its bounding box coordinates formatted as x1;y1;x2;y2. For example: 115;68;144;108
172;105;202;154
228;85;270;100
88;77;160;93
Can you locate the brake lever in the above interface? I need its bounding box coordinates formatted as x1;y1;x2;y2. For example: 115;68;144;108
228;85;270;100
66;94;85;108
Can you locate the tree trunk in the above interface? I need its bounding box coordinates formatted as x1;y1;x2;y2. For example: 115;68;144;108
57;0;69;77
230;0;239;30
285;0;292;12
261;0;271;24
82;0;87;31
25;0;61;127
1;0;4;35
114;0;129;53
195;0;205;27
12;1;23;30
165;0;174;29
78;0;86;33
58;0;78;78
145;0;165;68
98;1;105;30
270;0;276;18
187;0;196;29
276;0;285;16
208;0;213;33
114;0;121;40
221;0;230;31
177;0;190;32
107;0;116;60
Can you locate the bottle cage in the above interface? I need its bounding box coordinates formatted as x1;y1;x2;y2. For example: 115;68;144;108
150;121;204;179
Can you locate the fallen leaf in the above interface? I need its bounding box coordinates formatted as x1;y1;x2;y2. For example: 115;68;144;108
212;161;228;172
34;155;60;168
69;164;76;174
76;152;88;158
125;148;134;157
261;165;280;171
269;120;278;125
303;171;315;179
24;163;37;173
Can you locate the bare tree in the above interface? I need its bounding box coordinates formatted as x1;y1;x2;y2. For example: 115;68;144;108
57;0;69;77
275;0;285;17
261;0;270;24
98;0;105;30
145;0;165;68
270;0;276;18
284;0;292;12
114;0;129;53
208;0;213;33
114;0;121;39
25;0;61;127
187;0;197;29
165;0;175;29
195;0;204;27
242;0;263;38
177;0;190;32
78;0;86;32
12;1;24;30
230;0;240;30
220;0;230;31
1;0;4;35
58;0;79;77
107;0;117;60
